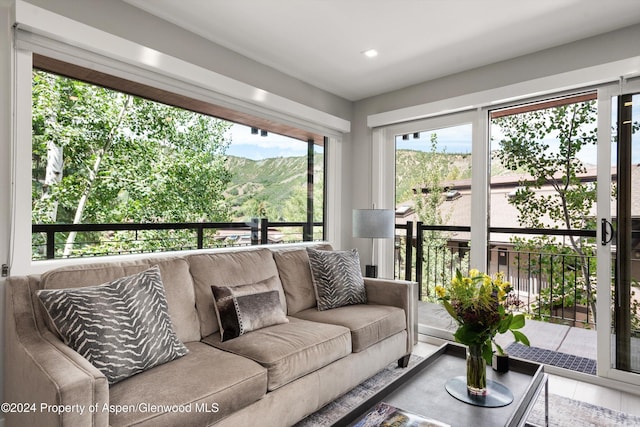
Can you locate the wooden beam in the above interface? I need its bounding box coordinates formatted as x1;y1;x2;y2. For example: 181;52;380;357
490;92;597;119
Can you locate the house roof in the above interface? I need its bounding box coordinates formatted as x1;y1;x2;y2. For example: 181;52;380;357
397;165;640;243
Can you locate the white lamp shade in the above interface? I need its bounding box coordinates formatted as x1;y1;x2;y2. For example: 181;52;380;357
352;209;395;239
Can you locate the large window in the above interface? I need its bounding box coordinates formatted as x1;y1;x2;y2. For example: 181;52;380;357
31;65;325;260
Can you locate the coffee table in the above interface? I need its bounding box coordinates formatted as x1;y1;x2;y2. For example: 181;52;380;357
335;343;548;427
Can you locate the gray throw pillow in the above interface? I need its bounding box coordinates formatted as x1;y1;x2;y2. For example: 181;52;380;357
211;280;289;342
37;265;189;385
306;247;367;311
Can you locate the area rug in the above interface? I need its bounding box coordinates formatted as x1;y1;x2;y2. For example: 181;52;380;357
295;355;640;427
526;393;640;427
294;355;424;426
506;342;597;375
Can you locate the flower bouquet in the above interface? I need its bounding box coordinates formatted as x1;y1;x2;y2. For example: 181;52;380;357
436;269;529;395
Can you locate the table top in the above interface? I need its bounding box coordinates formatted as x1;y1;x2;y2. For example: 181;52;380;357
338;343;547;427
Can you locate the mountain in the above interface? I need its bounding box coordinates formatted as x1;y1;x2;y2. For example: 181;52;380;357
395;150;473;203
224;150;514;219
225;155;320;220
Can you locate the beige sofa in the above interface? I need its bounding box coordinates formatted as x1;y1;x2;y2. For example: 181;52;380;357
4;244;417;427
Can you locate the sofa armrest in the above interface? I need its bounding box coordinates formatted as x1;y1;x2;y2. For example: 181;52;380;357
364;278;417;354
4;276;109;427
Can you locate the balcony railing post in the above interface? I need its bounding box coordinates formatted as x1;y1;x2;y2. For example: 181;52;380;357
405;221;413;282
260;218;268;245
416;221;423;300
250;218;260;245
46;230;55;259
197;224;204;249
303;222;312;242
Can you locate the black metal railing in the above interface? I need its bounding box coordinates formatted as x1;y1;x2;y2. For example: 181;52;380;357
393;222;601;327
32;219;323;260
490;245;596;327
394;222;413;282
34;218;609;327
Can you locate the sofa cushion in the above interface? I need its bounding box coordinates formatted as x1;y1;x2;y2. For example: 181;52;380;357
109;341;267;427
272;245;328;315
211;279;289;341
202;317;351;391
306;248;367;311
188;248;286;337
293;304;406;352
37;266;189;385
39;256;201;343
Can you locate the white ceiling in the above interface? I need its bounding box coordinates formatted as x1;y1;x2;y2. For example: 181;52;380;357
124;0;640;101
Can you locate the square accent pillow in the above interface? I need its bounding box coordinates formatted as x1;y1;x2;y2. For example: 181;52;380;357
37;265;189;385
211;279;289;341
306;247;367;311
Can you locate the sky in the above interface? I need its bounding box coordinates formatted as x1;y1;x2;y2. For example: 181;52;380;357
394;108;640;167
395;124;472;154
225;123;309;160
227;100;639;164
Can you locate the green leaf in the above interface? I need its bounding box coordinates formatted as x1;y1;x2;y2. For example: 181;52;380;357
442;300;459;322
482;342;493;365
454;324;479;347
498;313;513;334
509;314;526;330
512;330;530;346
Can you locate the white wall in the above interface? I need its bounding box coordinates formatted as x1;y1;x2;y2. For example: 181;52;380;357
0;1;14;411
357;23;640;117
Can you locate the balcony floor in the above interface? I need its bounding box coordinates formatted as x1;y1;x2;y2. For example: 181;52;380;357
417;301;597;363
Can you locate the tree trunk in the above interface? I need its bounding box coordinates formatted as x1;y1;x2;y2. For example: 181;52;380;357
62;95;132;257
42;141;64;221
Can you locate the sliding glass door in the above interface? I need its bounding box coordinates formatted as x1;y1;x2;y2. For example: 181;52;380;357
373;111;483;337
613;90;640;375
597;80;640;384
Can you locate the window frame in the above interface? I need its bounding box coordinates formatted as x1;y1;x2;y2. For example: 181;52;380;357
11;22;345;274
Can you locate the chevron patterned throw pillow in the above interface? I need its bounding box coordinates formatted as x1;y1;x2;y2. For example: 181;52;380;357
37;265;189;384
307;247;367;311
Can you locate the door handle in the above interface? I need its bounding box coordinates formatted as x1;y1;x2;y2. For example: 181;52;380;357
601;218;614;246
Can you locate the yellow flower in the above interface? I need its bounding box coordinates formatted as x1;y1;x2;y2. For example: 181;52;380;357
437;268;529;356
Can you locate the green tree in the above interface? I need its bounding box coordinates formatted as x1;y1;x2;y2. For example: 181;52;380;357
240;197;273;219
32;70;232;257
493;100;598;319
281;184;323;222
407;134;468;298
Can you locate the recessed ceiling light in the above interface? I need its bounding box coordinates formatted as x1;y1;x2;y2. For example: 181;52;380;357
362;49;378;58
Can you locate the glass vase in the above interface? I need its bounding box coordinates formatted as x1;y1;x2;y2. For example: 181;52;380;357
466;344;487;396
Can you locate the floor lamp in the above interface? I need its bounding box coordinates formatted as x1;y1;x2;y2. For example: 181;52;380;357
352;209;395;278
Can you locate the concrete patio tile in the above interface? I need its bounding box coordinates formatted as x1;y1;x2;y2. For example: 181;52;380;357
417;302;456;340
557;326;597;359
494;318;570;352
418;302;457;332
417;302;572;353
